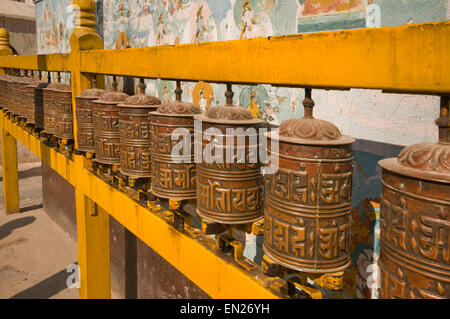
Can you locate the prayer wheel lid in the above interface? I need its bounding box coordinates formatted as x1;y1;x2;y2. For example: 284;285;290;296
379;97;450;183
43;82;70;91
273;117;355;146
269;89;354;146
76;88;106;99
118;93;161;108
151;100;201;117
378;142;450;184
94;91;129;104
194;105;264;125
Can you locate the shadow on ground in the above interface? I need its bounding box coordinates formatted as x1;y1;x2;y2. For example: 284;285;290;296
0;165;42;182
0;216;36;240
10;262;78;299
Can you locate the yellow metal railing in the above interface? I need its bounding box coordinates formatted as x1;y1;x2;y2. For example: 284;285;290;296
0;1;449;299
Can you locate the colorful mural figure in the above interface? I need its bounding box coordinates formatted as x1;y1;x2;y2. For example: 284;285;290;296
193;81;214;112
234;0;273;39
240;0;257;39
156;13;170;45
193;6;208;43
248;90;261;118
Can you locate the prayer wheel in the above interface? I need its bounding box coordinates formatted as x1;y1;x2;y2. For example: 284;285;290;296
15;76;33;119
118;83;161;178
194;87;264;224
378;96;450;299
150;84;200;200
75;87;106;153
54;83;74;140
7;76;18;114
263;89;355;274
92;91;129;165
8;76;22;116
25;79;48;128
42;83;65;136
0;74;10;109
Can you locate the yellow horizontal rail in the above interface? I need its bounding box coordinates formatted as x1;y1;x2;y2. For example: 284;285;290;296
0;111;281;298
0;22;448;94
0;53;70;72
78;21;450;95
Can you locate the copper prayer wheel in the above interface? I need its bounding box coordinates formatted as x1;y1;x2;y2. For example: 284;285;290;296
4;75;15;114
25;79;49;128
54;83;73;139
150;87;200;200
75;87;106;153
378;96;449;299
0;74;10;109
8;76;22;115
194;88;264;224
42;83;65;135
263;89;355;274
93;91;129;165
118;86;161;178
16;76;33;119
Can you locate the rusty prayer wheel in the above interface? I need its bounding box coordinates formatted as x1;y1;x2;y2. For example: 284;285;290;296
16;75;33;119
54;82;73;140
150;81;200;200
42;82;65;136
25;79;48;128
8;75;24;116
118;80;161;178
92;90;129;165
0;74;10;109
75;83;105;153
194;85;264;224
378;96;450;299
263;89;355;274
7;75;19;115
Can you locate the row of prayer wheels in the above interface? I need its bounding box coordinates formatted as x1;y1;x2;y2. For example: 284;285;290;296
0;71;448;298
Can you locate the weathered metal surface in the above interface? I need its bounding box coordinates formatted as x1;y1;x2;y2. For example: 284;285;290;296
16;76;33;119
263;90;355;273
6;76;20;115
26;80;48;128
150;85;199;200
118;90;160;178
92;91;129;165
378;97;450;299
194;91;264;224
54;84;73;139
42;83;62;135
0;74;10;109
75;88;105;153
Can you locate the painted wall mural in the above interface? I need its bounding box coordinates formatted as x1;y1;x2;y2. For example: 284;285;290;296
36;0;73;54
34;0;449;299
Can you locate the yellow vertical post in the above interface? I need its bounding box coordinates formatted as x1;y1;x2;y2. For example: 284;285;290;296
0;28;19;214
75;155;111;298
70;1;110;299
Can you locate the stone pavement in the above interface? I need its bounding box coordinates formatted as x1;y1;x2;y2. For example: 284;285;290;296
0;162;78;299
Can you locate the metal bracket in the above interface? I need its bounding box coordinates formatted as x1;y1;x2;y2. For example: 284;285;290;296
251;218;264;235
218;234;256;272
